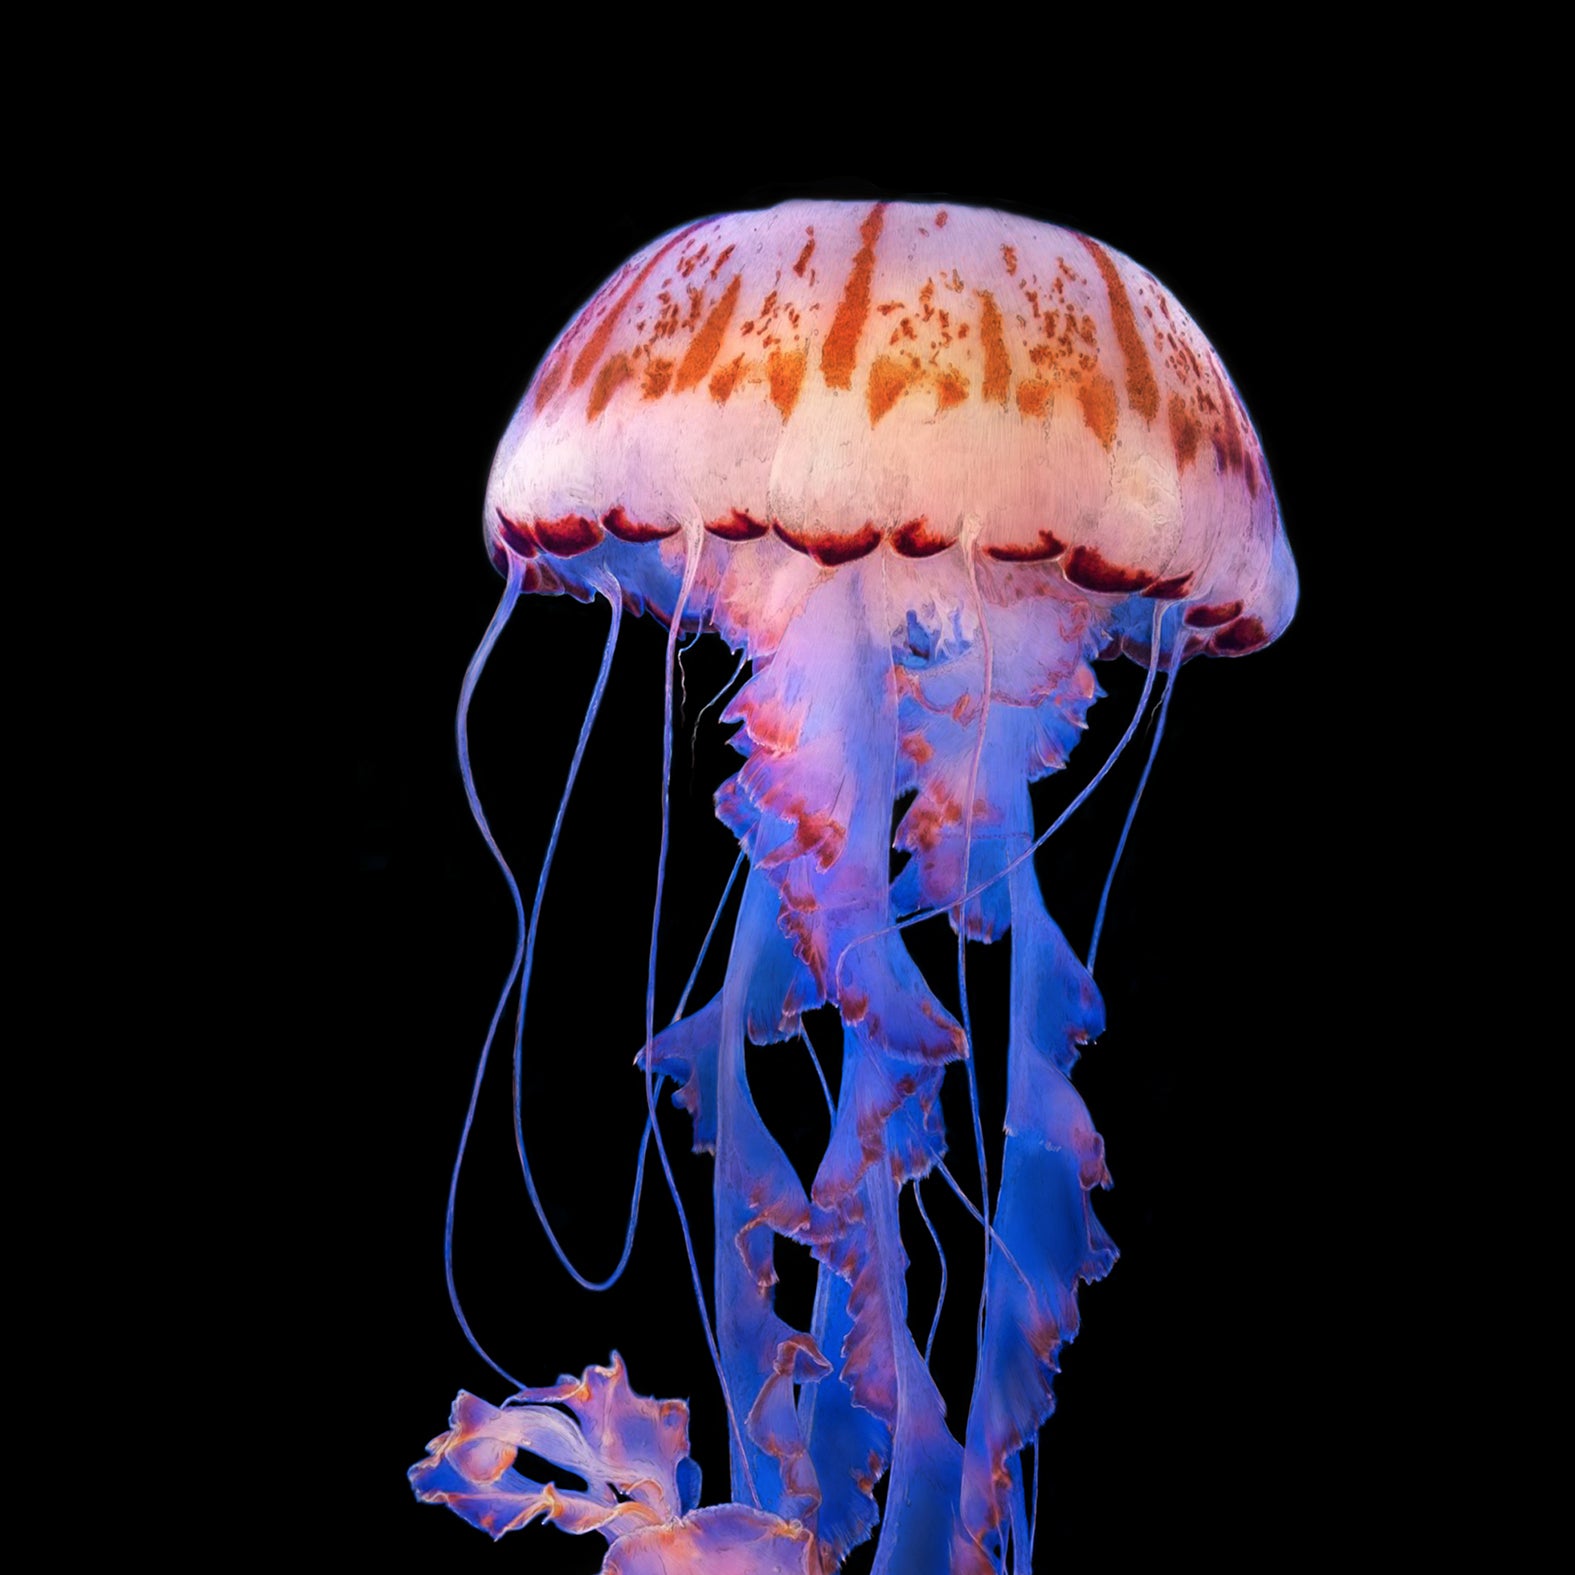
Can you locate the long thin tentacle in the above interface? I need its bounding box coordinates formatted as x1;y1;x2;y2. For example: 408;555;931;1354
932;1159;1033;1291
504;574;651;1292
913;1179;949;1365
798;1029;836;1120
1086;607;1185;976
447;554;527;1388
690;649;749;781
672;850;745;1023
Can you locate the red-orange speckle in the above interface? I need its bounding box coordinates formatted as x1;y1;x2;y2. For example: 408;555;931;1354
1076;372;1119;448
768;346;807;419
1016;378;1052;417
1078;236;1159;424
792;232;815;278
935;368;968;410
531;356;566;411
674;273;741;391
867;354;919;425
1168;390;1200;471
1002;244;1018;275
586;353;634;421
708;355;744;404
737;695;804;752
978;290;1011;407
1222;377;1260;496
771;805;847;872
642;357;674;399
708;243;735;281
569;222;704;392
1209;352;1247;480
822;205;887;390
935;210;949;227
774;522;883;565
900;790;964;853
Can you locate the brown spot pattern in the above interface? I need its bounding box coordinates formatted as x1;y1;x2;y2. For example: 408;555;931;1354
1077;373;1119;448
1078;236;1159;423
531;358;565;411
1209;352;1247;481
978;291;1010;407
867;355;920;425
586;353;634;421
708;355;743;404
821;204;887;390
935;368;968;410
1216;366;1260;496
673;273;741;391
568;222;704;393
768;347;807;419
1016;378;1052;417
792;233;815;278
1168;390;1200;471
642;358;674;399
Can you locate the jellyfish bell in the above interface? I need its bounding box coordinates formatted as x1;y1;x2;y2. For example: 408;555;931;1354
485;202;1294;651
413;199;1296;1573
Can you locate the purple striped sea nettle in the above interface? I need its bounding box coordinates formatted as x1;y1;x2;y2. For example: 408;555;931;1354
410;200;1297;1575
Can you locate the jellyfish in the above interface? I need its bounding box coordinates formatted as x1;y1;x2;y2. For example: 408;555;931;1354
409;200;1297;1573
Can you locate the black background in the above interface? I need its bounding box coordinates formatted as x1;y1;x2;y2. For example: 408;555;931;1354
345;145;1373;1568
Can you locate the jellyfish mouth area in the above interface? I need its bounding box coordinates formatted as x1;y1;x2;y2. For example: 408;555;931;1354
419;551;1122;1572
